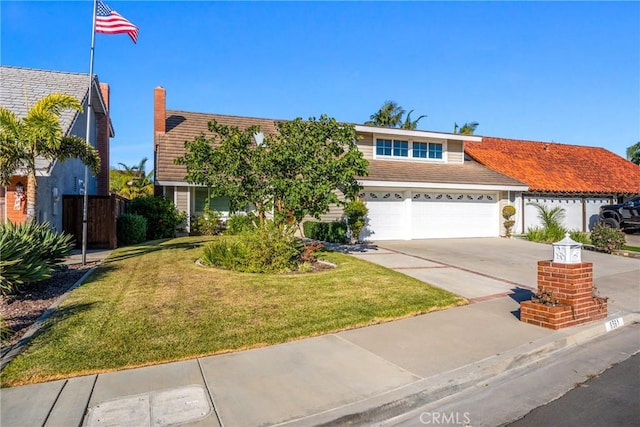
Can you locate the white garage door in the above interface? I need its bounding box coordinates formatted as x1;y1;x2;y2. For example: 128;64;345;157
362;192;408;241
363;191;499;240
412;192;499;239
524;196;612;232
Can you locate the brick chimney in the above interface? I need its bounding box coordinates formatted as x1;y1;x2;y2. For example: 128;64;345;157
96;82;111;196
154;86;166;135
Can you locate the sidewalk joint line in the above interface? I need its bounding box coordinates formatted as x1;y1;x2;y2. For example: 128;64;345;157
197;358;224;427
78;375;99;427
42;379;68;426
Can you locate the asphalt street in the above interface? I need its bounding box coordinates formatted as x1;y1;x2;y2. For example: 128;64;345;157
381;322;640;427
507;352;640;427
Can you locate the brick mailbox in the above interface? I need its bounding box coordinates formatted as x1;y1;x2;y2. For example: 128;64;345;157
520;234;607;329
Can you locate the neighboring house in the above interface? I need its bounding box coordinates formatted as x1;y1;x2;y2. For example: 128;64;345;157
154;87;528;240
465;137;640;234
0;65;113;232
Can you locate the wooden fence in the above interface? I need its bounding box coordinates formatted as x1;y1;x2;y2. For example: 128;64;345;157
63;194;127;249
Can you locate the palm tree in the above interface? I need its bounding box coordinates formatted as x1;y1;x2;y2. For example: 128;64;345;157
365;101;405;128
627;142;640;165
453;121;479;135
110;157;154;199
0;93;100;221
401;110;428;130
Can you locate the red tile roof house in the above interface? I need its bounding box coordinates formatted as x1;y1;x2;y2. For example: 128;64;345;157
154;87;528;240
0;66;113;233
465;138;640;234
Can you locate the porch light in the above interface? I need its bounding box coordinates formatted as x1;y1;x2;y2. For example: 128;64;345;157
552;233;582;264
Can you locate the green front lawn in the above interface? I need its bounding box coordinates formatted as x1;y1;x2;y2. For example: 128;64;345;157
2;236;464;386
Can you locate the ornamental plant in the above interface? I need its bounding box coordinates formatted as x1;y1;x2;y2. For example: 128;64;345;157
590;223;626;253
502;205;516;238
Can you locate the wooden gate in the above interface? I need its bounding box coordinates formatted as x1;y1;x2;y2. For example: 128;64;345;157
63;194;127;249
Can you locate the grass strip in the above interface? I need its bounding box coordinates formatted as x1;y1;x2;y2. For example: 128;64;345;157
2;236;465;386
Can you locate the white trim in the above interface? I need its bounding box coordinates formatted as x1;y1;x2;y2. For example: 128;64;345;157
359;180;529;192
157;180;193;187
357;125;482;142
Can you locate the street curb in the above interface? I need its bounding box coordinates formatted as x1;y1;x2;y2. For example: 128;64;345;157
0;266;98;370
281;311;640;426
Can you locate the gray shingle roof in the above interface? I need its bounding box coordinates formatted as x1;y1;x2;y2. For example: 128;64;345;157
0;65;108;175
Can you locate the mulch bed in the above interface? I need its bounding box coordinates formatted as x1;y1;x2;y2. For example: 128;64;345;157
1;262;99;350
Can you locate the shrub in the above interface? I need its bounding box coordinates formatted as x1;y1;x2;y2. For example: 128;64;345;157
502;205;516;238
128;196;187;240
201;237;247;271
117;214;148;246
225;213;257;235
590;224;626;253
302;221;348;243
569;230;590;245
526;225;566;243
343;199;368;243
201;221;303;273
502;205;516;220
191;208;222;236
0;231;50;295
0;221;73;295
1;221;74;269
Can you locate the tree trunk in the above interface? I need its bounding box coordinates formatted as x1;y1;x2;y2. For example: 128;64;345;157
26;170;37;222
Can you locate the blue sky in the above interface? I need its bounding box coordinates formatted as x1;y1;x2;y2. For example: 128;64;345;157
2;1;639;170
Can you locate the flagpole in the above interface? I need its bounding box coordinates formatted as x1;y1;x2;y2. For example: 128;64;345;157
82;0;98;265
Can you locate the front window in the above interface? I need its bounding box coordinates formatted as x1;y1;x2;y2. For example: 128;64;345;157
428;143;443;159
376;138;444;160
413;142;427;158
376;139;392;156
393;140;408;157
193;187;229;216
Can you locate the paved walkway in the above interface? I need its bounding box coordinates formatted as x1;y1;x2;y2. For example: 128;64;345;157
1;239;638;426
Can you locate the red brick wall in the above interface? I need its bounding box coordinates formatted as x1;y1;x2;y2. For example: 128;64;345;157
520;261;607;330
3;177;28;224
154;86;166;135
96;83;111;196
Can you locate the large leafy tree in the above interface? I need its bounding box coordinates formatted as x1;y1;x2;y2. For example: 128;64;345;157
454;121;479;135
0;93;100;221
110;157;154;199
175;115;368;227
627;141;640;165
269;116;369;224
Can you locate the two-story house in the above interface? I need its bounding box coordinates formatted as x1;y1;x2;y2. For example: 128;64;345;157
0;66;113;233
153;87;527;240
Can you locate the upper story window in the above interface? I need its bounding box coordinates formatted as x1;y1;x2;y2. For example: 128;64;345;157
428;142;443;159
376;139;392;156
413;142;427;158
393;140;408;157
376;138;444;161
376;139;409;157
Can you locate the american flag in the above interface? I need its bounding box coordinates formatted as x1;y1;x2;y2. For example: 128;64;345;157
95;0;139;43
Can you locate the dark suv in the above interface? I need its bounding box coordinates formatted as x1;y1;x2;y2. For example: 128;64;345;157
599;196;640;231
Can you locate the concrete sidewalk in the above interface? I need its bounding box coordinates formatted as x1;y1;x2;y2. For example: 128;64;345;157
1;239;638;426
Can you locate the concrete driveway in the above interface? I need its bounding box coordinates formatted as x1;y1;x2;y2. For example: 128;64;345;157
354;238;639;314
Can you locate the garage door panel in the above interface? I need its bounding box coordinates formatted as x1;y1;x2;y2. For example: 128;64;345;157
363;190;499;240
412;193;498;239
363;192;407;240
